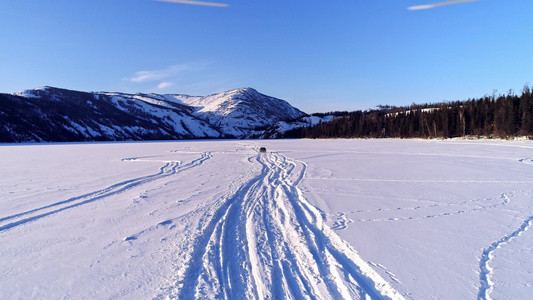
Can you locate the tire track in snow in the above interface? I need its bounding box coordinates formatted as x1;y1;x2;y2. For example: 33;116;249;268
478;214;533;300
172;151;405;300
0;152;212;233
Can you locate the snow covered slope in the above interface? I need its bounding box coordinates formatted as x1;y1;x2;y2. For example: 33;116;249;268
2;140;533;299
249;115;336;138
1;87;305;142
166;88;305;137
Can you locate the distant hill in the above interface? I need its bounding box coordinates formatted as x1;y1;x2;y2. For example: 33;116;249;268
0;87;305;142
280;86;533;139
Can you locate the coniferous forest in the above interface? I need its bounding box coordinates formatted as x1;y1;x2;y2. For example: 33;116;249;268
284;85;533;139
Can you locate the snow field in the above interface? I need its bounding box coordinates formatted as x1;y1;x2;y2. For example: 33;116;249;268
1;139;533;299
274;139;533;299
169;149;403;299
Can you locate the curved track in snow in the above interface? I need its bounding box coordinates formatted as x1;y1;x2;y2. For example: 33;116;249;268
478;214;533;300
0;152;212;233
171;151;405;300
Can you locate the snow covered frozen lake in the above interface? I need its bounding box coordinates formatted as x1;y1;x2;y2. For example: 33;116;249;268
1;139;532;299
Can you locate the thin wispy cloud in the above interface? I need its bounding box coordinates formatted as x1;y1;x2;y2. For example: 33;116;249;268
127;63;210;92
157;82;174;89
408;0;480;10
154;0;228;7
129;64;198;83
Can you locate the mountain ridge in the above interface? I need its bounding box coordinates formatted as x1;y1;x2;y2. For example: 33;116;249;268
0;86;306;142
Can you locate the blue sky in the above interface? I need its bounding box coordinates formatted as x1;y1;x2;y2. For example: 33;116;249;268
1;0;531;113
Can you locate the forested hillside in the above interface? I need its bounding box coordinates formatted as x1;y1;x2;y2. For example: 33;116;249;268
284;85;533;139
0;87;304;142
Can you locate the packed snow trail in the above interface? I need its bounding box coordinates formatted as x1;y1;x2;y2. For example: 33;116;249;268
0;152;212;232
478;214;533;300
172;150;405;300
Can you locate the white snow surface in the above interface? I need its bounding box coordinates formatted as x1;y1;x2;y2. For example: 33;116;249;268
1;139;533;299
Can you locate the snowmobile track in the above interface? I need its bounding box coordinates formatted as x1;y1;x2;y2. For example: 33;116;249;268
0;152;212;233
173;151;404;300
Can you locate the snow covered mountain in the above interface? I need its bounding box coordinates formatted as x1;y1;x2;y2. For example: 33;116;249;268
167;88;305;138
0;87;305;142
